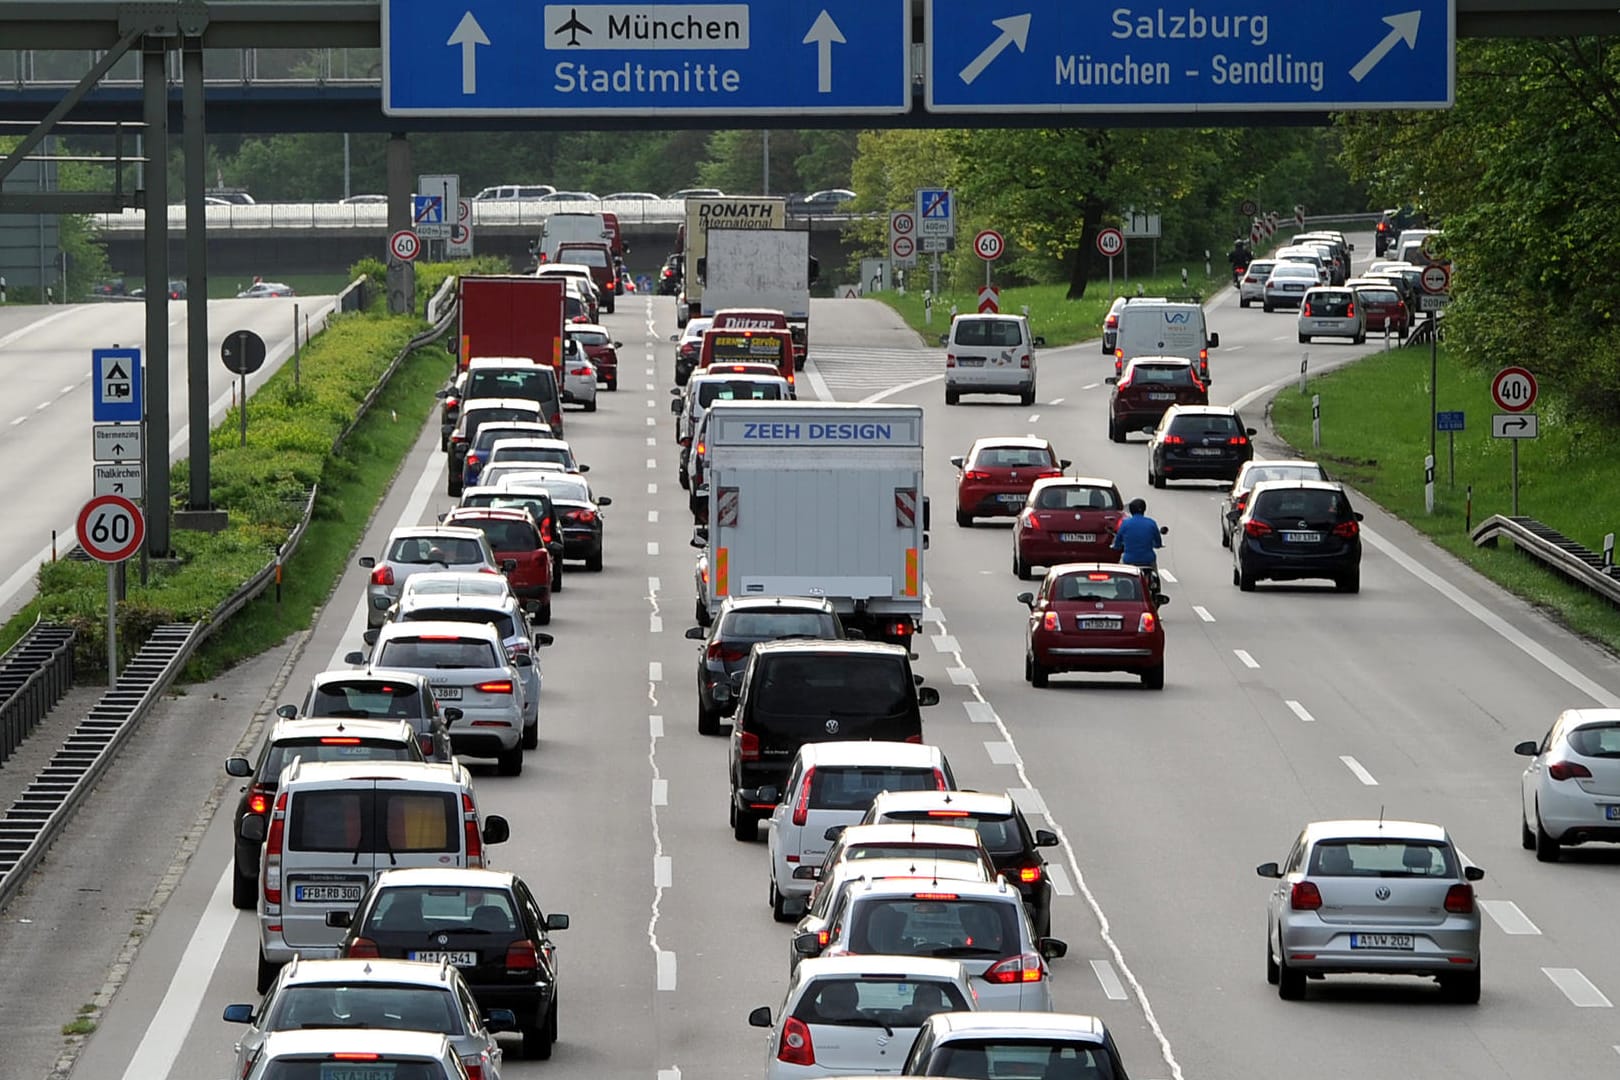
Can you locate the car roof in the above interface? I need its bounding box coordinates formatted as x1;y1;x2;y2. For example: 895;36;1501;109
467;358;551;370
401;569;516;590
282;759;466;786
444;507;533;524
1247;479;1345;496
279;957;462;989
489;437;571;451
969;435;1053;451
258;1028;453;1059
1303;819;1449;844
869;789;1018;817
1345;278;1398;288
374;619;504;643
1240;459;1322;473
953;311;1026;322
397;593;513;615
1270;262;1319;273
752;639;908;658
856;877;1017;901
1028;476;1117;494
1560;707;1620;729
309;668;430;689
371;866;517;889
795;955;969;981
794;741;945;768
385;525;486;543
838;823;987;846
926;1011;1108;1041
567;323;611;334
719;595;837;614
268;717;416;742
1165;404;1239;417
1303;285;1351;294
824;856;990;885
458;398;545;412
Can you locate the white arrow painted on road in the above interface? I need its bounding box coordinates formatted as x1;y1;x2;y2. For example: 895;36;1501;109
447;11;490;95
1349;10;1421;82
959;13;1031;86
802;10;846;94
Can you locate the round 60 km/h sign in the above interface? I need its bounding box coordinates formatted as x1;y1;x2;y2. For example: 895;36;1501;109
76;494;145;562
1492;366;1538;413
389;229;421;262
1095;227;1125;258
974;229;1005;261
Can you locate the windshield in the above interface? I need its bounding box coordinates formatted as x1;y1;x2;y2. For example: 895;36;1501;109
401;607;516;638
461;407;540;438
260;1059;449;1080
402;575;508;598
307;682;426;720
1168;413;1242;437
1568;723;1620;758
570;330;610;346
375;637;499;669
927;1041;1118;1080
466;369;557;402
1050;573;1141;603
1127;365;1195;385
455;519;538;552
1309;840;1458;878
972;446;1054;469
753;655;913;719
1239;464;1326;490
1253;488;1349;521
264;984;465;1035
286;789;458;853
721;610;837;639
460;494;552;523
846;844;983;863
849;896;1019;958
695;380;784;407
386;536;486;567
473;425;550;453
262;739;417;782
791;977;969;1027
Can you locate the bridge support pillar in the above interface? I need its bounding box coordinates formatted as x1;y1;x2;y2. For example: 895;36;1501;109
386;133;414;315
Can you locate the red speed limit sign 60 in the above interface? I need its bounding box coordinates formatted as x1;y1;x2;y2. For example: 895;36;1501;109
974;229;1004;261
1095;227;1124;257
76;494;145;562
1491;367;1537;413
389;229;421;262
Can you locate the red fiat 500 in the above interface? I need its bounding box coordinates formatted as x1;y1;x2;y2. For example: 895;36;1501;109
951;437;1069;527
1019;564;1166;690
1012;477;1125;580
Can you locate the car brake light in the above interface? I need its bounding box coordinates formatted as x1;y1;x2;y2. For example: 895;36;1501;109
1444;884;1475;914
927;809;970;817
1019;865;1043;883
1290;881;1323;910
739;730;761;761
568;509;598;524
963;470;991;481
346;937;380;958
1190;370;1206;392
263;791;287;905
1041;611;1059;631
695;441;705;455
332;1054;380;1062
1331;520;1360;538
1346;303;1355;317
1137;611;1157;633
1104;314;1118;328
476;681;513;694
983;952;1046;984
551;412;563;428
465;452;480;466
319;737;362;745
792;766;815;826
247;785;271;815
904;733;924;744
1020;354;1032;369
419;735;435;756
1302;302;1313;317
370;565;395;587
1228;435;1249;446
464;1057;486;1080
707;642;747;663
1115;373;1132;389
462;792;483;866
1548;761;1593;780
541;521;555;544
1244;520;1274;538
1161;434;1185;445
1037;468;1063;479
945;352;956;368
913;892;959;901
570;366;592;376
778;1016;815;1066
506;940;539;971
1020;510;1039;529
933;768;947;790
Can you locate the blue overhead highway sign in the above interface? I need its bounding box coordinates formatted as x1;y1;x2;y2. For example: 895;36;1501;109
383;1;910;116
924;0;1454;114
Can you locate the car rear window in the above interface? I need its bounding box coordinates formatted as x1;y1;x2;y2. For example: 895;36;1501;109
365;885;519;935
404;576;508;598
263;739;416;782
1354;287;1401;305
1271;265;1317;278
850;896;1019;958
1254;489;1349;520
1567;723;1620;758
1169;413;1241;436
466;370;557;401
376;637;499;669
809;767;940;810
474;425;550;453
1051;573;1141;602
402;607;517;639
953;319;1023;347
1128;364;1194;385
885;811;1026;856
490;446;570;467
506;475;590;502
259;1060;447;1080
1309;840;1457;877
1239;464;1326;489
928;1042;1118;1080
1247;260;1276;275
265;984;465;1036
287;790;458;853
1033;485;1119;511
791;977;970;1025
752;655;913;722
696;380;784;406
462;407;541;438
1308;291;1354;314
846;843;984;864
560;247;610;266
463;494;553;525
386;537;486;566
973;446;1054;468
308;682;426;719
570;330;610;346
721;611;836;638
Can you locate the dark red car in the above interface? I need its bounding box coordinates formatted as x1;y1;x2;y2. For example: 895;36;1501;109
950;437;1068;527
567;325;621;391
1346;279;1410;335
1012;477;1124;580
1019;564;1166;690
442;508;554;623
1106;357;1208;443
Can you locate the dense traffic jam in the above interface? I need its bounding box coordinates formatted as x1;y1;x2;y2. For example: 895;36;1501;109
213;214;1565;1080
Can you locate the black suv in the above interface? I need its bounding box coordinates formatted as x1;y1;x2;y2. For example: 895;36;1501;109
727;641;940;842
685;596;849;736
1146;404;1256;487
1232;480;1364;593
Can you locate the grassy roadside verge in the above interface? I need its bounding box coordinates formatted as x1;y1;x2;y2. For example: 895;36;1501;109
1271;343;1620;654
867;272;1224;348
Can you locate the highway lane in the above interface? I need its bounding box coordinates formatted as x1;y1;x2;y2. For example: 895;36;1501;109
0;294;337;623
40;248;1620;1080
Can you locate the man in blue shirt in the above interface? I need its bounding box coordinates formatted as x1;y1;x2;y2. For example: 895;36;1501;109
1112;499;1164;592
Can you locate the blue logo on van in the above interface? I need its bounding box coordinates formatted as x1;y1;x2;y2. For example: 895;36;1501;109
1163;312;1192;324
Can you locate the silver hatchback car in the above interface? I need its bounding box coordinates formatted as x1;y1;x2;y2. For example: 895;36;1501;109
1258;819;1484;1002
360;526;508;628
1297;286;1367;344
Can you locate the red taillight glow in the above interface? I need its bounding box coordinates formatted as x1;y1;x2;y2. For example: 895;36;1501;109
1244;520;1274;538
506;940;539;971
933;768;948;790
739;730;761;761
346;937;380;958
567;509;598;524
370;565;395;587
707;642;747;663
928;809;970;817
1548;761;1593;781
1020;510;1039;529
1332;520;1360;538
1346;303;1355;318
319;737;362;745
912;892;959;901
983;952;1046;984
248;786;270;815
963;470;992;481
419;735;435;756
263;791;287;905
465;453;480;467
332;1054;380;1062
462;793;483;866
1228;436;1249;446
464;1058;486;1080
1105;314;1119;329
792;767;815;826
1290;881;1323;910
476;681;514;694
1161;434;1185;445
1137;611;1157;633
1041;611;1059;631
778;1017;815;1066
1019;865;1043;883
1444;884;1475;914
1302;302;1313;317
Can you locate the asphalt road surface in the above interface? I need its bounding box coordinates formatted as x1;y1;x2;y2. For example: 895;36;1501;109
5;239;1620;1080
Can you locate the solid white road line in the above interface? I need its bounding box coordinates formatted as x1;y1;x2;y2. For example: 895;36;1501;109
984;741;1020;766
1090;959;1129;1001
946;666;978;686
804;361;835;403
1339;755;1378;786
1285;700;1317;723
931;635;960;652
1192;605;1215;622
1046;863;1075;897
1234;649;1260;669
1543;968;1612;1007
1479;899;1541;935
964;701;997;724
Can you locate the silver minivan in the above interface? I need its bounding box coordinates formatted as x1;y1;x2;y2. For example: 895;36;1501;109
943;313;1044;406
1297;287;1367;344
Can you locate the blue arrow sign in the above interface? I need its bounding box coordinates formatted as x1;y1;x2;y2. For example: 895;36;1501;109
382;1;910;116
91;348;142;424
925;0;1454;113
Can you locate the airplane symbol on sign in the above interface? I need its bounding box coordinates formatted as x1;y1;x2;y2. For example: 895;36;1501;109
554;7;592;46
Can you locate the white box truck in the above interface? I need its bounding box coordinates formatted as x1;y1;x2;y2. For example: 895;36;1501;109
702;228;812;369
697;401;927;645
680;196;786;327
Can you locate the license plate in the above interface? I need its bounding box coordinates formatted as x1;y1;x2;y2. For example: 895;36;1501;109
1148;392;1175;401
959;357;984;367
1059;533;1096;543
1282;531;1322;543
996;493;1026;504
1079;618;1121;630
1607;806;1620;821
1350;933;1414;950
410;950;478;965
1285;284;1303;291
1189;448;1222;456
294;884;363;903
433;686;463;700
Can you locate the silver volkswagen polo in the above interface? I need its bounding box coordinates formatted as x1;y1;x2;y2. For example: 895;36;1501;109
1257;819;1483;1002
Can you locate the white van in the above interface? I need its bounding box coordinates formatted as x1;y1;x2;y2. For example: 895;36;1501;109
943;313;1045;406
252;759;509;992
1112;299;1219;383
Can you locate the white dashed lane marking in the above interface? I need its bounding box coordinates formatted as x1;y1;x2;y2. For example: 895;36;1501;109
946;666;978;686
1339;755;1378;786
931;635;960;652
1046;863;1075;896
1544;968;1611;1007
964;702;997;724
648;661;663;682
1234;649;1260;669
648;483;658;494
648;510;659;523
651;780;669;806
1008;787;1048;816
984;741;1020;766
646;541;660;556
1158;569;1177;584
1480;900;1541;935
1192;605;1214;622
1285;700;1317;723
1090;960;1129;1001
1027;413;1040;423
646;458;657;469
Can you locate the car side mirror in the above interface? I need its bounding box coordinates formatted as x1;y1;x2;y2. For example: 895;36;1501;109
1155;594;1171;606
482;815;511;845
1038;937;1068;960
443;707;463;722
1513;740;1539;756
597;496;612;507
1245;427;1257;436
1105;376;1118;384
501;559;518;572
917;686;941;707
1256;861;1282;878
343;651;366;666
362;629;379;646
614;341;623;348
684;626;706;640
1059;459;1072;470
691;534;708;550
756;785;781;804
949;455;965;469
358;556;376;568
546;912;570;931
1464;865;1485;882
1035;828;1059;847
728;670;745;689
1207;331;1220;348
1141;426;1156;436
240;815;267;843
324;910;352;929
274;703;298;720
1017;592;1035;607
825;825;848;842
792;931;823;957
748;1006;773;1028
225;756;253;777
534;632;554;647
222;1003;255;1024
1033;335;1047;347
434;388;450;399
1354;512;1365;522
669;333;680;342
484;1008;517;1033
446;338;459;355
511;652;533;668
844;628;865;640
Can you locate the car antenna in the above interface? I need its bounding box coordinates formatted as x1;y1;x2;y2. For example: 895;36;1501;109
1378;804;1385;830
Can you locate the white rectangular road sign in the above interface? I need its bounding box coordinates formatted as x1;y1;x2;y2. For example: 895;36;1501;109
416;173;459;240
1492;413;1539;439
92;423;143;462
93;463;144;499
1122;209;1162;239
1419;293;1451;312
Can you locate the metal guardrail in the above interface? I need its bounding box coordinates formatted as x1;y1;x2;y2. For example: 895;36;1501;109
0;622;76;766
1471;515;1620;608
334;275;368;314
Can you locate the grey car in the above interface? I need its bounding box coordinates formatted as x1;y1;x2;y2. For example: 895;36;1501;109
223;957;513;1080
1219;460;1329;547
359;526;507;628
285;669;456;763
349;620;530;776
1257;819;1484;1002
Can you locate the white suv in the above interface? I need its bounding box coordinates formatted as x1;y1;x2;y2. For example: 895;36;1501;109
765;742;955;922
943;313;1044;407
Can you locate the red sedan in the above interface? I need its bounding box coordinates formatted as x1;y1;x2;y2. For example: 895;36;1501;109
1019;563;1166;689
951;437;1068;527
1012;477;1124;580
1346;280;1410;336
567;325;621;391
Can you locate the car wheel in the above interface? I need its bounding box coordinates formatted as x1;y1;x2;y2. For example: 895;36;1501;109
698;700;721;736
256;951;281;994
1521;811;1536;851
945;388;959;405
1152;470;1166;490
522;719;538;751
586;548;604;572
678;469;689;491
1141;665;1164;690
232;857;257;911
1442;967;1482;1004
1276;951;1306;1000
1298;334;1310;344
956;510;972;527
1353;331;1367;345
497;744;524;776
1238;560;1257;592
533;602;551;626
606;375;617;391
1030;656;1050;688
1240;297;1251;309
695;599;711;628
1013;551;1033;581
522;1003;557;1060
1263;301;1274;313
447;479;462;497
584;397;597;413
733;806;758;843
1266;936;1280;985
1336;571;1360;594
1023;651;1033;684
1220;523;1232;549
1020;386;1037;407
770;880;795;923
1534;804;1561;862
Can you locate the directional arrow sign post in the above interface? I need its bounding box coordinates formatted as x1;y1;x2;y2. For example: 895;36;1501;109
925;0;1454;113
383;0;910;116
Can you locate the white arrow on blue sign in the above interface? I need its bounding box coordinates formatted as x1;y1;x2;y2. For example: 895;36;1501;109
924;0;1454;113
91;347;143;424
382;1;911;116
